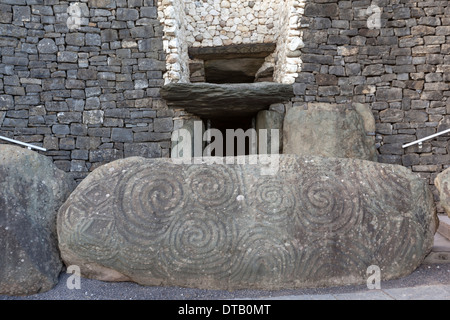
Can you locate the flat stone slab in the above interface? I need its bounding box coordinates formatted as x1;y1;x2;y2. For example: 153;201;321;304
188;43;277;60
57;155;437;290
160;82;294;120
435;169;450;219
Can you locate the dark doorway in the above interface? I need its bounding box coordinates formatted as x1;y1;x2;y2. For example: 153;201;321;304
205;116;255;156
188;43;276;84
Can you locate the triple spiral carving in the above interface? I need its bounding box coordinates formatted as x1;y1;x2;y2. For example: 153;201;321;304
58;157;432;289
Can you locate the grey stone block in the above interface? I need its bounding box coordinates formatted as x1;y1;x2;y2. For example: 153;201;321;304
42;78;65;91
77;69;98;80
90;0;117;8
86;33;101;46
153;117;173;133
0;95;13;111
14;95;40;105
57;112;82;124
376;88;403;101
130;26;154;38
124;142;161;158
57;51;78;63
2;55;28;66
111;128;133;143
13;5;30;23
2;118;27;127
140;7;157;18
65;33;85;46
101;29;118;42
83;110;104;125
5;86;25;95
59;137;76;150
117;8;139;21
305;3;339;18
87;127;110;138
70;123;88;136
52;124;70;135
70;160;88;172
89;149;123;162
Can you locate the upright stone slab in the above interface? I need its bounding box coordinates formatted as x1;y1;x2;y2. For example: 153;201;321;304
57;155;436;290
0;145;76;295
435;168;450;218
283;103;378;161
256;110;283;154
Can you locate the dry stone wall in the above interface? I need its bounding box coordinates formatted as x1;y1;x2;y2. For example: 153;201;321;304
0;0;171;182
0;0;450;212
293;0;450;213
157;0;305;84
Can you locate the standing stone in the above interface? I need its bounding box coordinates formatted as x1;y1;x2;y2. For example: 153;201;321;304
435;168;450;218
256;110;283;154
57;155;436;290
283;103;378;161
0;145;75;295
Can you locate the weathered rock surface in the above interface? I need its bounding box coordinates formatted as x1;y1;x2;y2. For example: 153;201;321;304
0;145;76;295
160;82;294;120
256;110;283;153
435;168;450;218
283;103;378;161
57;155;436;290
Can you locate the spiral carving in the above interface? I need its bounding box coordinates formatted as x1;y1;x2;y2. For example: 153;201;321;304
298;176;361;235
296;239;370;283
57;156;435;290
251;177;295;224
160;209;236;278
230;225;298;285
373;218;425;269
186;164;240;210
115;163;186;246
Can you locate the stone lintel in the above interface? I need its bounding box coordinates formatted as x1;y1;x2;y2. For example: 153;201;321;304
160;82;294;120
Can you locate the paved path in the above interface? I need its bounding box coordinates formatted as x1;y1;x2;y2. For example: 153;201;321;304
0;263;448;300
1;234;450;301
259;284;450;300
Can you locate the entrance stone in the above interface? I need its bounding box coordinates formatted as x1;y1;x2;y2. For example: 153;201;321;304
58;155;436;290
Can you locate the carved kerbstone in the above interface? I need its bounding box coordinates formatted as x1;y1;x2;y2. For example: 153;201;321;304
57;155;437;290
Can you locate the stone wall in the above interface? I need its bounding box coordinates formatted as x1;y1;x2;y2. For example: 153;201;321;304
1;0;450;212
157;0;305;84
0;0;172;182
272;0;306;84
183;0;279;47
293;0;450;213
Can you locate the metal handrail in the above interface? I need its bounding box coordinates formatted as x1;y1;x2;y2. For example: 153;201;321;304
0;135;47;152
402;128;450;149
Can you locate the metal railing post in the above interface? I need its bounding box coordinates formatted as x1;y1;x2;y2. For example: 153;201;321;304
402;128;450;149
0;135;47;152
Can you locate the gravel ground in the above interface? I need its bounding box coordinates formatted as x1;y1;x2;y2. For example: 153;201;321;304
0;263;449;300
